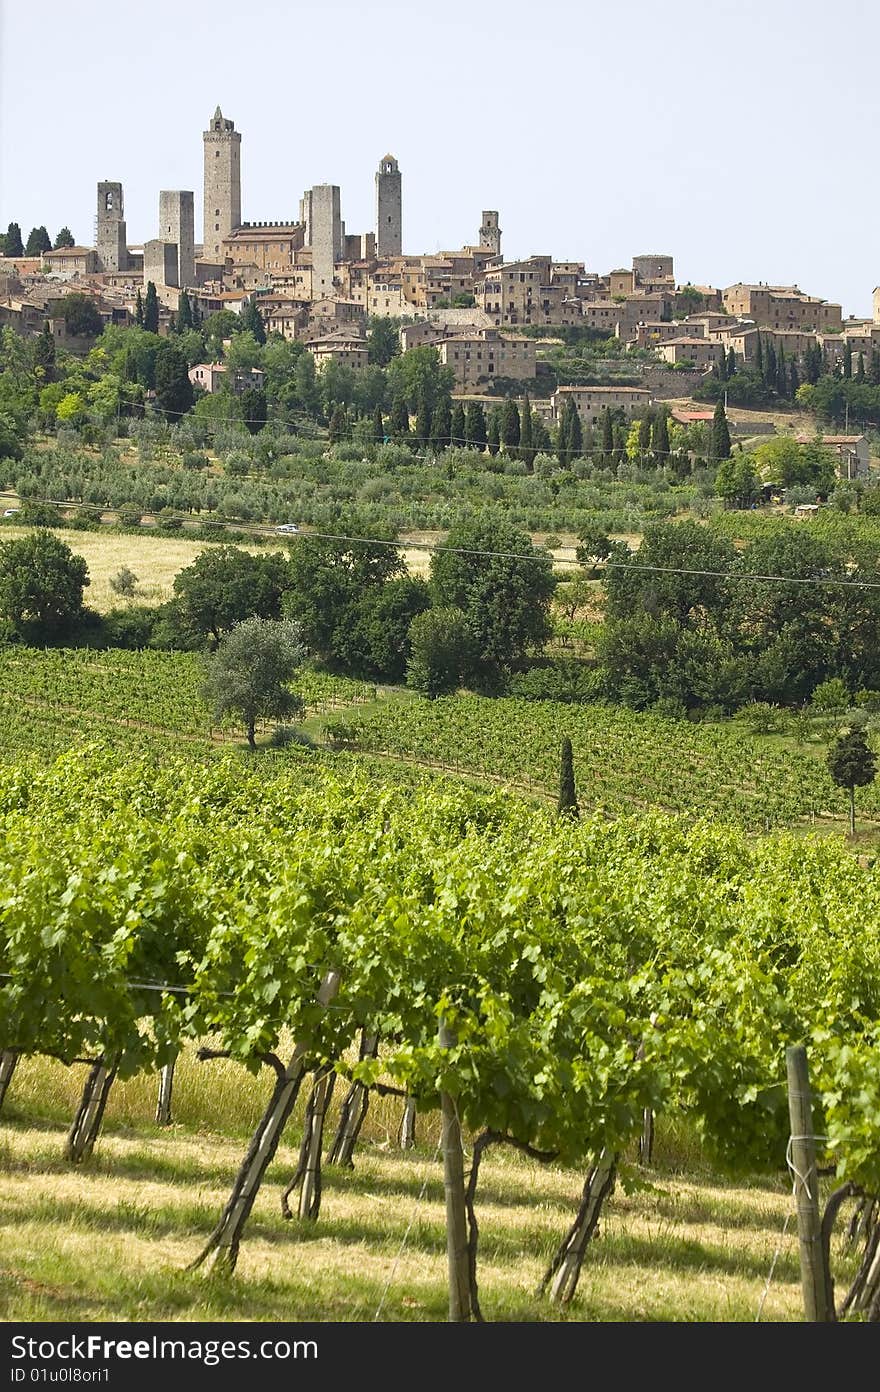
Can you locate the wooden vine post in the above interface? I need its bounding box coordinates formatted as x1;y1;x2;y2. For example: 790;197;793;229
786;1044;832;1321
439;1019;473;1322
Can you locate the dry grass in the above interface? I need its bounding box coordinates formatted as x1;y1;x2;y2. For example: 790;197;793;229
0;1051;820;1324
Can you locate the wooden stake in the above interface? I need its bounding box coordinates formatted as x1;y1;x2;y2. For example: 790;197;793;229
786;1044;832;1321
439;1020;472;1322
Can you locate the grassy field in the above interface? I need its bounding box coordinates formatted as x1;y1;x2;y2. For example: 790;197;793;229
0;1050;813;1324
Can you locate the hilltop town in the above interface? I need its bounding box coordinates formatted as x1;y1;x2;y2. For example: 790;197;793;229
2;104;880;457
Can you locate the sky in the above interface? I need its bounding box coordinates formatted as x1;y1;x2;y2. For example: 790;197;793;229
1;0;879;316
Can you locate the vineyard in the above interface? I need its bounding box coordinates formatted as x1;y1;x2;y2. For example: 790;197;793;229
1;647;875;837
328;693;880;832
2;751;880;1321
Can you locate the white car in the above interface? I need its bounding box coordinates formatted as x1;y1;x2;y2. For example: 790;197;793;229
275;523;300;534
3;508;19;517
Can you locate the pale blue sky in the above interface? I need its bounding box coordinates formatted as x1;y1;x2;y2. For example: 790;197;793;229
1;0;878;314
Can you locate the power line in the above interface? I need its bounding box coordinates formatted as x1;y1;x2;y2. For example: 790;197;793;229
5;486;880;590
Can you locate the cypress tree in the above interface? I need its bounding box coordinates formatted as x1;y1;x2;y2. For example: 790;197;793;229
501;396;520;449
25;226;51;255
602;407;614;459
487;405;502;456
870;349;880;386
465;401;487;450
764;342;777;391
789;360;800;397
755;332;764;377
843;341;853;379
556;402;571;466
372;404;385;442
519;391;534;466
143;281;159;334
638;412;652;458
390;395;410;440
154;341;194;419
776;343;786;396
652;408;670;464
177;290;193;333
429;397;451;451
33;320;56;380
568;399;583;457
557;737;579;819
239;299;266;345
134;289;144;327
710;399;731;460
328;403;348;444
450;400;466;446
191;295;202;329
726;347;736;378
53;226;75;249
415;391;432;448
716;347;728;381
856;352;866;383
4;223;23;258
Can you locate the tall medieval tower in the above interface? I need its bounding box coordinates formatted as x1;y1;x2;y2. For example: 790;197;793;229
203;107;241;261
479;211;501;259
96;181;128;272
375;154;402;257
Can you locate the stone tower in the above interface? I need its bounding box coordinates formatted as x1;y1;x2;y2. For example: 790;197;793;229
479;210;501;259
375;154;402;258
203;106;241;261
159;190;195;288
301;184;342;299
96;181;128;272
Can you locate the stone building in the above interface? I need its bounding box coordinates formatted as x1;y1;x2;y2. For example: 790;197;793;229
43;247;98;276
722;283;842;332
307;331;369;373
551;384;653;427
96;181;128;273
436;327;536;390
203;107;242;261
301;185;343;300
657;336;724;369
376;155;402;258
479;211;501;259
221;223;305;274
158;191;195;289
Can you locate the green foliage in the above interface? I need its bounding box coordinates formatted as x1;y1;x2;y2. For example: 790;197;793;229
25;226;51;255
143;283;159;335
367;316;400;367
0;529;89;639
282;528;404;667
557;736;578;817
430;516;554;687
154;342;194;420
60;294;103;338
406;605;473;698
202;616;306;748
237;300;266;346
53;227;75;249
172;545;292;647
715;454;759;508
4;222;24;257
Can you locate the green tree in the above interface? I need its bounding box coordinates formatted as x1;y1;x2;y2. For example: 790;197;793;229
414;392;431;447
0;530;89;638
557;737;578;818
519;391;535;466
450;400;466;447
575;524;612;575
430;516;554;687
827;727;877;836
637;412;652;457
347;576;431;680
282;529;404;665
372;404;386;442
843;341;853;380
327;403;348;444
487;405;501;456
25;226;51;255
4;223;24;258
709;400;731;460
33;322;56;381
726;347;737;378
53;227;75;249
134;289;144;328
601;407;614;459
715;454;759;508
390;395;410;440
61;294;103;338
202;617;306;750
238;299;266;345
430;396;451;450
240;386;267;435
406;606;473;698
154;342;193;419
651;408;670;464
173;545;293;648
386;345;453;414
367;316;400;366
501;396;520;450
465;400;487;450
177;290;193;333
143;282;160;335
